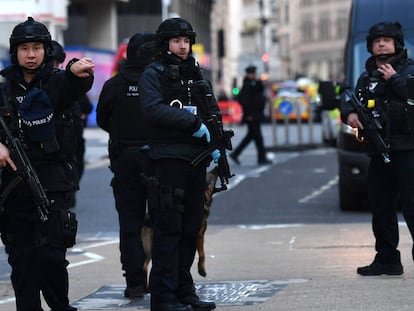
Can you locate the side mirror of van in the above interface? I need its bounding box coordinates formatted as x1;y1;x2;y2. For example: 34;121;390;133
318;81;341;110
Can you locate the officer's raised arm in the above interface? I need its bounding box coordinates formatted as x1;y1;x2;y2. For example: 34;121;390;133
68;57;95;77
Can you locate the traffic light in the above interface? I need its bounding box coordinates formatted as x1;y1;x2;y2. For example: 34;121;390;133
261;53;270;63
232;86;240;96
232;77;239;97
262;52;270;74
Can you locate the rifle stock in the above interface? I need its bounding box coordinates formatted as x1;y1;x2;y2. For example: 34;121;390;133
344;89;390;164
0;115;50;221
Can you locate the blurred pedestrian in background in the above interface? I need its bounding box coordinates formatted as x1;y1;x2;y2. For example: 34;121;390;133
230;65;271;166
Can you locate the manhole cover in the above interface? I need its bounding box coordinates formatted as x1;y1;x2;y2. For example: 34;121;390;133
73;280;292;309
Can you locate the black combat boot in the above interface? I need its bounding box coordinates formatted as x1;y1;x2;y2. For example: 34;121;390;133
124;285;145;299
179;294;216;311
357;261;403;276
151;295;193;311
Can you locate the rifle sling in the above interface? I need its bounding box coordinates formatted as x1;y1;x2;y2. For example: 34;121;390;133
0;175;23;204
191;146;214;167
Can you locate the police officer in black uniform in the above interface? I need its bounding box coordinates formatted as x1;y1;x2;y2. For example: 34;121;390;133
96;32;157;299
230;65;270;165
341;21;414;276
0;17;94;310
139;17;218;311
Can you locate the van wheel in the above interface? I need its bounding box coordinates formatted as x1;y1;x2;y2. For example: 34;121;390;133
323;137;337;147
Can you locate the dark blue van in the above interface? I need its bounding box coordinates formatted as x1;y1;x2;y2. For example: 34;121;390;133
320;0;414;210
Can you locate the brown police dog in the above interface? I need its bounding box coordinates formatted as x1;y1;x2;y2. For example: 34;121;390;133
141;167;220;289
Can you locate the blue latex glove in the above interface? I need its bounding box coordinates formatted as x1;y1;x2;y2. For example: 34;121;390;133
192;123;211;143
211;149;221;163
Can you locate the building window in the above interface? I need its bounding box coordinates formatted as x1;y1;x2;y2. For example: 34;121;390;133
319;15;330;41
271;28;278;44
270;0;279;23
300;0;313;6
283;2;290;24
336;9;349;39
280;34;290;58
301;20;313;42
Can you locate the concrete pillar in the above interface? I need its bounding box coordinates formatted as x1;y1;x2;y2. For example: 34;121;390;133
87;1;117;50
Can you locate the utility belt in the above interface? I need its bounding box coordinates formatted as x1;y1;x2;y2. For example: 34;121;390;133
108;139;148;158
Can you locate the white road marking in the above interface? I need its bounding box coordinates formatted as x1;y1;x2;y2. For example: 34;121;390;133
238;224;303;230
0;239;119;306
289;236;296;251
68;252;105;268
0;297;16;305
298;175;338;204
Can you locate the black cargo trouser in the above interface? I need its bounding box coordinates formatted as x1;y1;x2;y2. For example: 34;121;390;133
111;146;148;287
368;150;414;264
148;158;205;302
1;194;74;311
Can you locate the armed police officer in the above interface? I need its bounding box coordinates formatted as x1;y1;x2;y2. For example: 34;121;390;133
341;21;414;276
0;17;94;310
138;18;218;311
96;32;158;299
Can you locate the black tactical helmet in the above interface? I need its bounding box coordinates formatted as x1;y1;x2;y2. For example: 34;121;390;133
9;16;52;64
51;40;66;64
126;32;158;65
366;21;404;54
156;17;196;47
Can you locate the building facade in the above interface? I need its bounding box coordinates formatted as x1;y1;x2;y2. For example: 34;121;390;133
0;0;354;97
277;0;352;81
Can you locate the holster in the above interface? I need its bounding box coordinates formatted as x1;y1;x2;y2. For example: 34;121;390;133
146;181;185;213
48;208;78;248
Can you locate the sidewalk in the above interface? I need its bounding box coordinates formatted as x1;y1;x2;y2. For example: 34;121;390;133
65;221;414;311
3;206;414;310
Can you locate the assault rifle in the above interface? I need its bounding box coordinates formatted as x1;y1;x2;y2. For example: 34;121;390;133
190;76;235;192
344;88;390;164
0;115;50;221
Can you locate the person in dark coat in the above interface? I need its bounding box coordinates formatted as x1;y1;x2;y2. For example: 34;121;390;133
96;32;158;299
0;17;94;311
341;21;414;276
138;17;218;311
230;65;271;165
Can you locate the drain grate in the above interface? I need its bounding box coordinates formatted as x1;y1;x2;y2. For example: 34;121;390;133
73;280;289;309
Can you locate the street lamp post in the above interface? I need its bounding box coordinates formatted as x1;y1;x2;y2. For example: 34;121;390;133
161;0;171;21
259;0;268;78
259;0;277;145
